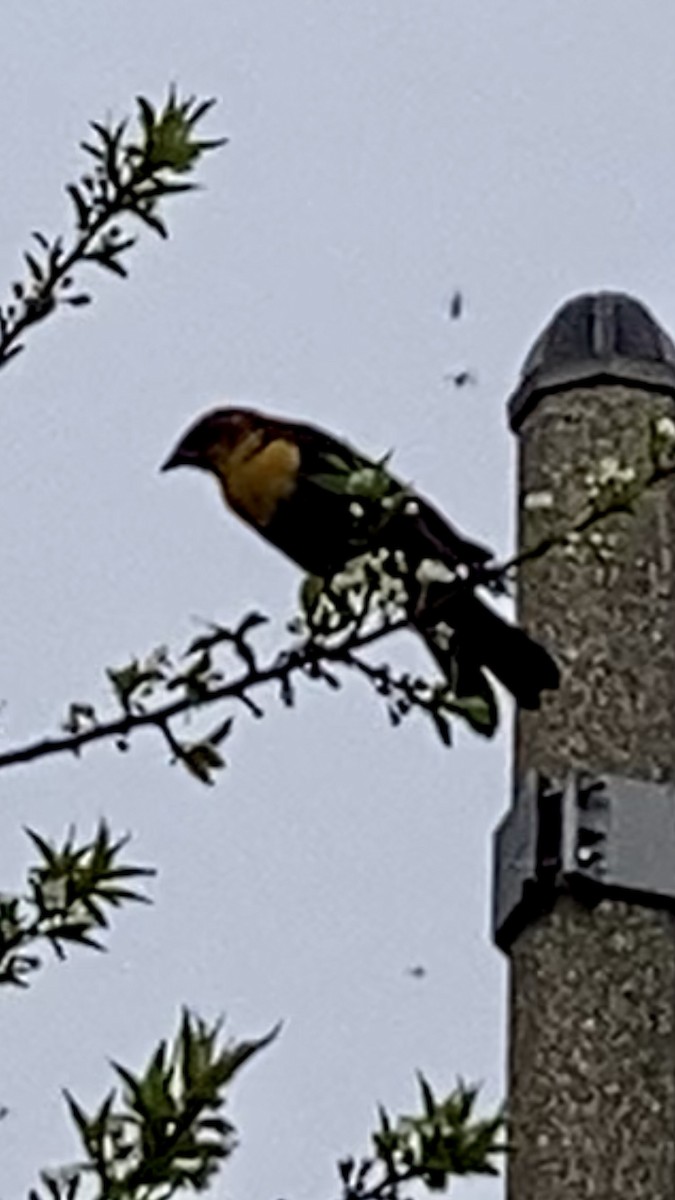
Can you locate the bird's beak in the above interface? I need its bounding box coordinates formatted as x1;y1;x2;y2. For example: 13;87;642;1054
160;449;182;472
160;443;197;472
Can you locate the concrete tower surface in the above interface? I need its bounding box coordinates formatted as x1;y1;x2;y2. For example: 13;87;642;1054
494;293;675;1198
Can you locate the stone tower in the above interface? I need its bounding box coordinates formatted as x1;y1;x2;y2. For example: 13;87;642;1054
493;292;675;1198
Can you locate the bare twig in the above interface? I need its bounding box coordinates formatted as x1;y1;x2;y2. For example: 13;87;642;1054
0;617;409;776
500;461;675;578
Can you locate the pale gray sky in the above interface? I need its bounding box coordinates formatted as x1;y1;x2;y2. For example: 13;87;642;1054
2;3;675;1197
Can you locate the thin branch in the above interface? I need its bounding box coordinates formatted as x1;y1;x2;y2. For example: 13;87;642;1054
0;618;409;774
500;461;675;578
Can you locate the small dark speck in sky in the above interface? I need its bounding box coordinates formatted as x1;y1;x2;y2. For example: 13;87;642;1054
405;965;427;980
448;291;463;320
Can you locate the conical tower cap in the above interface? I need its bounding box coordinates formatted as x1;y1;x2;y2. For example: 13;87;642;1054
509;292;675;430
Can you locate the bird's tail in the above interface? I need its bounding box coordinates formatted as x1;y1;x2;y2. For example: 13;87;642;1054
418;590;559;713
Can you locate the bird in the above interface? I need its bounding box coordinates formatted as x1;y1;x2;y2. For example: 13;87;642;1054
161;407;559;730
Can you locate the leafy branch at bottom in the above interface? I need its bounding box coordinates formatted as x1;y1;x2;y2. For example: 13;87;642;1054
0;821;153;987
26;1039;502;1200
337;1074;505;1200
27;1009;279;1200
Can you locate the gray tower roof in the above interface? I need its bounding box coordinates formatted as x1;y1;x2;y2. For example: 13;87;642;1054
509;292;675;430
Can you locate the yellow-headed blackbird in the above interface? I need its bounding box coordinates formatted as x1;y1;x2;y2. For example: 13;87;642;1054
161;407;559;718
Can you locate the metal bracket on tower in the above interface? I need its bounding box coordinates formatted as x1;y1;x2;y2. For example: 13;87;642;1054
493;770;675;951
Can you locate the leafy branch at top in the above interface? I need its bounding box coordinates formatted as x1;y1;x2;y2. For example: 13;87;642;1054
27;1009;279;1200
0;821;153;987
0;89;226;370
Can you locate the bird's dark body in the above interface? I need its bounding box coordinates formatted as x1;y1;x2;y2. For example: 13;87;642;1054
264;448;491;582
162;406;559;718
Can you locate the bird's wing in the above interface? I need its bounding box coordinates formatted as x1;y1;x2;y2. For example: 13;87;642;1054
234;414;494;576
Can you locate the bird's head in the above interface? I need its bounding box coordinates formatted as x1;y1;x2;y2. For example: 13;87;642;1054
161;407;263;475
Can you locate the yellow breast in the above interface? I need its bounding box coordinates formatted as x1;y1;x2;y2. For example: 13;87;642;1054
213;432;301;527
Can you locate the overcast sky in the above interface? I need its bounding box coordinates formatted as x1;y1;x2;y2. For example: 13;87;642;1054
2;3;675;1198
